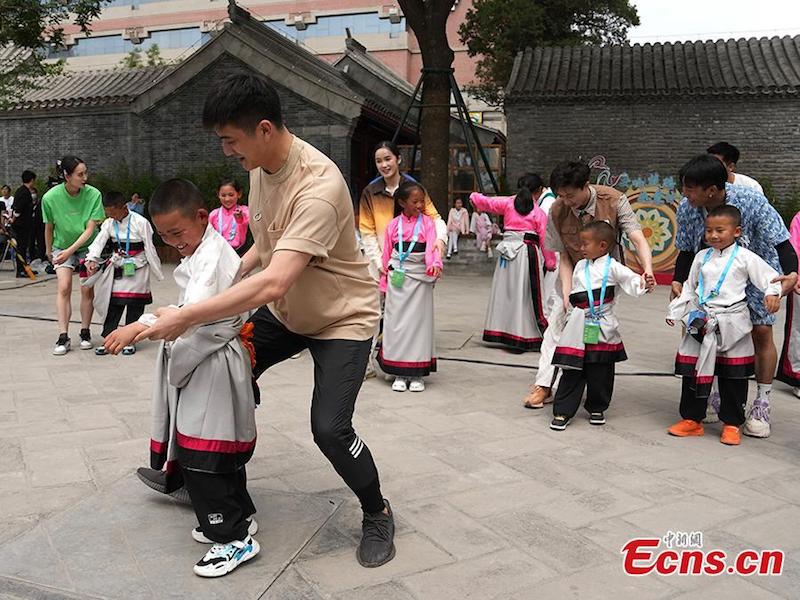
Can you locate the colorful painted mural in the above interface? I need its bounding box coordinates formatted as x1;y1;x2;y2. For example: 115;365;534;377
589;156;683;279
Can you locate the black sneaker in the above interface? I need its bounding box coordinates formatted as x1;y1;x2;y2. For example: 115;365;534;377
589;412;606;425
550;415;570;431
45;264;56;274
136;467;192;505
357;499;395;568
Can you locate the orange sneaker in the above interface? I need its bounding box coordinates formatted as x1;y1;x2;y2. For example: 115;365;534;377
720;425;741;445
523;385;552;409
667;419;704;437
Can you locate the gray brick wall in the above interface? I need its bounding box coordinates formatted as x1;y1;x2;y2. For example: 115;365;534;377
506;96;800;200
0;55;356;192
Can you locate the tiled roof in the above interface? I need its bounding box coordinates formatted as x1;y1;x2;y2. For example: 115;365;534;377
4;66;172;110
506;35;800;101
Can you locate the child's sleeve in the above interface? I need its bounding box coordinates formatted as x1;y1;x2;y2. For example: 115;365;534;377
745;250;781;297
469;192;509;216
667;256;702;320
380;218;396;291
611;259;646;297
425;216;443;271
536;208;557;270
208;208;219;231
470;212;478;234
85;219;111;262
142;218;164;281
239;205;250;226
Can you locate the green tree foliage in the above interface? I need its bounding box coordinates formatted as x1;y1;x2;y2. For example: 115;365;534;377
0;0;107;101
458;0;640;105
119;44;165;69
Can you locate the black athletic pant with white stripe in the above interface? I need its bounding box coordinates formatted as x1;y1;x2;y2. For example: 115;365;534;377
249;307;384;514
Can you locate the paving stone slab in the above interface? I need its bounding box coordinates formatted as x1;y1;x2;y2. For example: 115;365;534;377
0;476;338;600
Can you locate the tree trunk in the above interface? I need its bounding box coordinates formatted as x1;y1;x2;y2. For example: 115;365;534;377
399;0;456;216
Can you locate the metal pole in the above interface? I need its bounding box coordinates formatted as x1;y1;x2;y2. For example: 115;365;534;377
450;71;500;194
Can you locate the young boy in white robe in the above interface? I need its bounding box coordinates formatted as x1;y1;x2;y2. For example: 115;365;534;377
667;205;781;446
85;191;163;355
104;179;259;578
550;220;651;430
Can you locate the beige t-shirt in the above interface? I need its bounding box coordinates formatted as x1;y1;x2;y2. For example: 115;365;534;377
249;136;380;340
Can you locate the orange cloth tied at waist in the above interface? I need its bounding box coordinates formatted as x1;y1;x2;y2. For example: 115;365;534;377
239;322;256;370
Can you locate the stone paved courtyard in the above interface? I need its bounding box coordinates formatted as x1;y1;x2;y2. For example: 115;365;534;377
0;264;799;599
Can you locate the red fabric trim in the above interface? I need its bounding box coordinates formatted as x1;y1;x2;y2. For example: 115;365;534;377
378;356;438;368
483;330;542;343
695;376;714;384
150;439;166;453
554;346;585;357
176;431;256;454
715;355;755;366
111;291;151;299
676;353;698;365
585;342;625;352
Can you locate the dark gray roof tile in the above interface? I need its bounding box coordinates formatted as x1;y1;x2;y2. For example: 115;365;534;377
508;34;800;99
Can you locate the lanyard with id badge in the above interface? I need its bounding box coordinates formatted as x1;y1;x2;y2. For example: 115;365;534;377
687;244;739;340
583;255;612;344
390;213;422;288
114;218;136;277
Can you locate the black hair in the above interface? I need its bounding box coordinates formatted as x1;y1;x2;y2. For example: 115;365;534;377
149;178;205;218
550;161;591;192
21;170;36;184
1;185;10;194
514;173;543;216
393;180;427;216
582;220;616;248
679;154;728;190
706;141;740;165
707;204;742;227
202;73;283;131
374;140;401;159
218;178;243;193
102;191;127;208
57;155;85;178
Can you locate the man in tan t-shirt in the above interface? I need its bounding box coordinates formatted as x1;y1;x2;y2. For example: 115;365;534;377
137;74;395;569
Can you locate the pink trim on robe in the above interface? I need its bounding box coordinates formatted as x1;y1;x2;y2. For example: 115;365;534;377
380;213;443;293
469;192;556;269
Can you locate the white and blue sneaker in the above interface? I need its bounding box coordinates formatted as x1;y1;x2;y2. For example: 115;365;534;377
192;518;258;544
193;535;260;577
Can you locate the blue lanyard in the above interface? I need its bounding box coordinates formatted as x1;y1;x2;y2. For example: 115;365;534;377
216;209;237;242
585;255;612;321
397;213;423;266
113;217;131;255
698;244;739;305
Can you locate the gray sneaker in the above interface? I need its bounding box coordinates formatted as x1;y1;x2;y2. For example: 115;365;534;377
357;499;395;568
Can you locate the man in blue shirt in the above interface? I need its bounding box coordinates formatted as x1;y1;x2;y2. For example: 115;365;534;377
672;155;798;438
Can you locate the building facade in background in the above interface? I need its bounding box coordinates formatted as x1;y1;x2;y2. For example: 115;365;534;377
50;0;502;131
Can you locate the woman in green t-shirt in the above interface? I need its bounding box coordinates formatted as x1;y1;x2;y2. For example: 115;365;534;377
42;155;106;356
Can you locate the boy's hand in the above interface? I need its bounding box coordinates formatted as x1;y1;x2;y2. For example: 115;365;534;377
105;322;147;354
134;306;190;343
666;318;675;327
765;294;781;314
85;260;98;275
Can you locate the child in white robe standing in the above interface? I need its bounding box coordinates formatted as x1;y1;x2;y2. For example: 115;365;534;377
667;205;781;446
